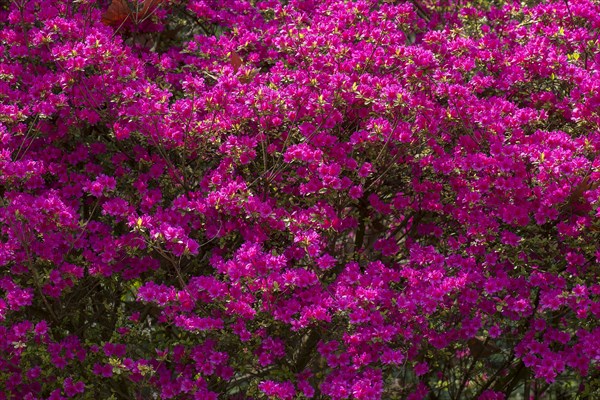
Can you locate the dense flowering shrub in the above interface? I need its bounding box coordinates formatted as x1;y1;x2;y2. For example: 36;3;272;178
2;0;600;398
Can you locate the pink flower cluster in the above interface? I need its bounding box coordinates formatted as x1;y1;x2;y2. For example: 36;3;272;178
2;0;600;398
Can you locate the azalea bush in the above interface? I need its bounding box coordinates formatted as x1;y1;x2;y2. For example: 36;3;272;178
1;0;600;398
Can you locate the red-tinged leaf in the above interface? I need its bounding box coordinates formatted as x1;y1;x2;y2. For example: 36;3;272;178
102;0;163;27
230;51;243;73
102;0;130;27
